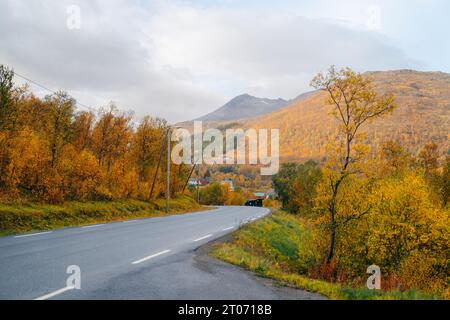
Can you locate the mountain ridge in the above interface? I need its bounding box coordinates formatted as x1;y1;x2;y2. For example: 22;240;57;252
194;90;317;122
241;69;450;160
195;93;289;122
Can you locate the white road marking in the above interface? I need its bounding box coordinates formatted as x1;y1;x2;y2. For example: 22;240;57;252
14;231;52;238
132;250;171;265
122;220;138;223
34;286;75;300
222;227;234;231
193;234;213;242
81;224;105;229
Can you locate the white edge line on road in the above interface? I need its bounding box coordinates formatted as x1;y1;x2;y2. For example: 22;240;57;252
81;224;105;229
14;231;52;238
34;286;75;300
132;249;171;265
222;227;234;231
122;220;138;223
193;234;213;242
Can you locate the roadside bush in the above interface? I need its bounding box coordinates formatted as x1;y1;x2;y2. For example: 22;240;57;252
199;183;247;206
313;171;449;293
272;160;322;214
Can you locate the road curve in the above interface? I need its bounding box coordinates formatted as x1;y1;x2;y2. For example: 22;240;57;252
0;206;274;300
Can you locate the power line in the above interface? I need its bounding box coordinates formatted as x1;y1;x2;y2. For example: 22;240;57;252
12;71;99;113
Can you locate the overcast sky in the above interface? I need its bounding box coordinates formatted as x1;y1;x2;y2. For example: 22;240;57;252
1;0;448;122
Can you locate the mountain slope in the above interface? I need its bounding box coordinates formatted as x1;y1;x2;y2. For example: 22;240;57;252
241;70;450;161
196;94;290;121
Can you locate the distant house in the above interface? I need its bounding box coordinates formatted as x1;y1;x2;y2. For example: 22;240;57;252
253;189;277;200
188;178;209;187
220;178;235;192
253;192;266;199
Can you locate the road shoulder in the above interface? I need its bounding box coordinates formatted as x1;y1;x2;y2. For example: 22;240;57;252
196;233;327;300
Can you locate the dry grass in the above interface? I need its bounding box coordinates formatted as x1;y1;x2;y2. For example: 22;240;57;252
0;195;204;236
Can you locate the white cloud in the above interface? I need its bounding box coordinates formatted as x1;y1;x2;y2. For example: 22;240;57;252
0;0;420;122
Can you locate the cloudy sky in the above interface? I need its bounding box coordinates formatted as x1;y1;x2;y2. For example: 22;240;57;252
1;0;448;122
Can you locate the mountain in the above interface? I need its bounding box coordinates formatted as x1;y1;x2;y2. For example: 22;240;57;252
240;70;450;161
195;94;290;122
195;90;319;122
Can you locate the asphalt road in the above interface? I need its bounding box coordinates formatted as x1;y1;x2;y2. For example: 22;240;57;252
0;206;324;300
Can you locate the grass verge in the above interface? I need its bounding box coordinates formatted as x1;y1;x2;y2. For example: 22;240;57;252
0;195;205;236
211;211;443;300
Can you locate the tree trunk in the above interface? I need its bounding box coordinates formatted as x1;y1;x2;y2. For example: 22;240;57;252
326;181;339;264
325;134;351;264
51;143;57;168
326;220;336;263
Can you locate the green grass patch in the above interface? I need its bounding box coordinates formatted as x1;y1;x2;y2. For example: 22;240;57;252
0;195;204;236
211;211;443;300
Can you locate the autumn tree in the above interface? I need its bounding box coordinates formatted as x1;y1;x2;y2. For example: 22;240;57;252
199;183;230;205
0;66;15;188
272;163;300;210
419;142;440;175
92;106;132;171
442;154;450;206
272;161;322;213
0;65;27;132
73;111;95;151
43;92;75;168
0;65;28;189
311;66;396;264
94;106;134;197
417;142;445;204
0;65;15;132
92;106;116;168
365;173;449;290
379;140;411;173
330;171;449;289
132;116;166;195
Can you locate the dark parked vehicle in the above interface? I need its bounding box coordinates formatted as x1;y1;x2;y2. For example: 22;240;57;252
245;199;263;207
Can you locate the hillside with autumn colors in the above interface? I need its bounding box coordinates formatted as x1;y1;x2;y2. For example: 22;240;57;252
212;68;450;299
238;70;449;161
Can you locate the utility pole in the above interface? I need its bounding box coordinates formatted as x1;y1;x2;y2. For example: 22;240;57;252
166;128;171;213
196;166;200;203
194;150;201;204
149;129;167;200
182;162;197;193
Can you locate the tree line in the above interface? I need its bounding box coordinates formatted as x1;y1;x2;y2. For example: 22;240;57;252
0;65;191;203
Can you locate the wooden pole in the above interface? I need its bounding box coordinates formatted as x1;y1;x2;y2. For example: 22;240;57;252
149;130;167;200
166;128;171;213
182;163;197;193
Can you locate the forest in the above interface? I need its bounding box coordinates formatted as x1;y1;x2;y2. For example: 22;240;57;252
0;65;194;204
